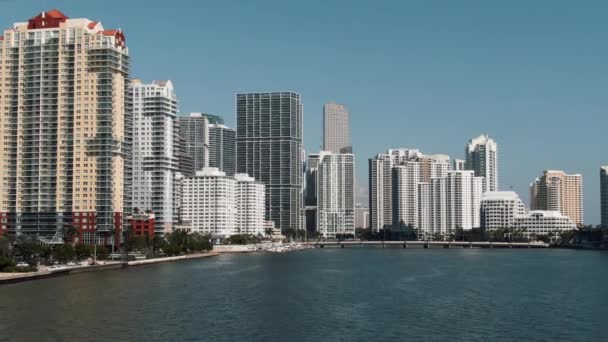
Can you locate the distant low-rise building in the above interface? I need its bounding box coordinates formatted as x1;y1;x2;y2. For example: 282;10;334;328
128;212;156;238
514;211;577;237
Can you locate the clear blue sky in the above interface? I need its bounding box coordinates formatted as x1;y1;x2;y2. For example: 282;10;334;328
3;0;607;224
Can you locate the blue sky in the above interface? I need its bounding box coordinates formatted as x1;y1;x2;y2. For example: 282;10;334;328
3;0;607;224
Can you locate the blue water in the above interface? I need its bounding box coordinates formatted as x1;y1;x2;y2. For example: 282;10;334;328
0;248;606;341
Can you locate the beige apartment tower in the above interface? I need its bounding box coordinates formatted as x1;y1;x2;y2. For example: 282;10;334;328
530;170;583;226
0;10;131;243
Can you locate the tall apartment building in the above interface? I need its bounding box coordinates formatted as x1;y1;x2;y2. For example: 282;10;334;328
235;173;265;236
174;121;194;177
445;171;483;230
429;178;447;235
131;79;178;234
530;170;583;226
453;159;465;171
323;103;351;153
480;191;526;232
180;168;235;237
0;10;131;243
177;112;209;173
601;166;608;227
392;160;424;230
465;134;498;192
369;148;423;232
236;92;303;231
208;123;236;176
316;152;355;238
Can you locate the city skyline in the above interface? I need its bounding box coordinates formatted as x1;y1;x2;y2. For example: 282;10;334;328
0;2;606;224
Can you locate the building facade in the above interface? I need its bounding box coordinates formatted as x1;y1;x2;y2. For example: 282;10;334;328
180;168;236;237
323;103;351;153
445;171;483;230
131;79;178;234
208;123;236;176
0;10;131;243
316;152;355;238
465;134;498;193
355;206;369;229
514;211;577;238
530;170;583;226
369;149;423;232
601;166;608;227
235;173;266;236
177;112;209;173
236;92;303;231
480;191;526;232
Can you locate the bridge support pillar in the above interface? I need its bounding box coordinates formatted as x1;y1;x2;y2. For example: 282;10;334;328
320;244;324;248
444;244;450;248
423;243;429;249
341;244;344;248
403;244;407;248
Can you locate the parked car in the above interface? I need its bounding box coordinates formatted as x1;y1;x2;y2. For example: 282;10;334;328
16;262;29;267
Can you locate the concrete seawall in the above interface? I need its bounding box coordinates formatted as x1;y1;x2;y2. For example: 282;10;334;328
0;252;220;285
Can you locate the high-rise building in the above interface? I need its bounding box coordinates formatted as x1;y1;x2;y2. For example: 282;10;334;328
236;92;303;231
316;152;355;238
208;124;236;176
601;166;608;227
174;121;194;177
429;178;447;236
480;191;526;232
323;103;351;153
131;79;178;235
453;159;465;171
530;170;583;226
235;173;266;236
446;171;483;230
304;154;320;232
181;168;236;237
177;113;209;173
465;134;498;192
392;161;424;230
0;10;131;243
369;149;423;232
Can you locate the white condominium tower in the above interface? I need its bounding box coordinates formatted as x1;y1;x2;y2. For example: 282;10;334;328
601;166;608;227
392;161;424;230
177;112;209;173
132;79;178;234
180;168;266;237
235;173;265;236
446;171;484;230
480;191;526;232
465;134;498;192
530;170;583;226
317;152;355;238
236;92;303;231
369;149;423;232
181;168;236;237
323;103;351;153
0;10;131;243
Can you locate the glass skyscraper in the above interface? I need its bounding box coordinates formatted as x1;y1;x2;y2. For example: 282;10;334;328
236;92;303;231
209;124;236;176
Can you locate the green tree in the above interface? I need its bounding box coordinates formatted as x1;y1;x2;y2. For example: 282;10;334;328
52;244;75;263
74;244;92;261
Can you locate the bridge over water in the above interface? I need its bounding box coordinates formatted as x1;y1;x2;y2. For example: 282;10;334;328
307;241;549;249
